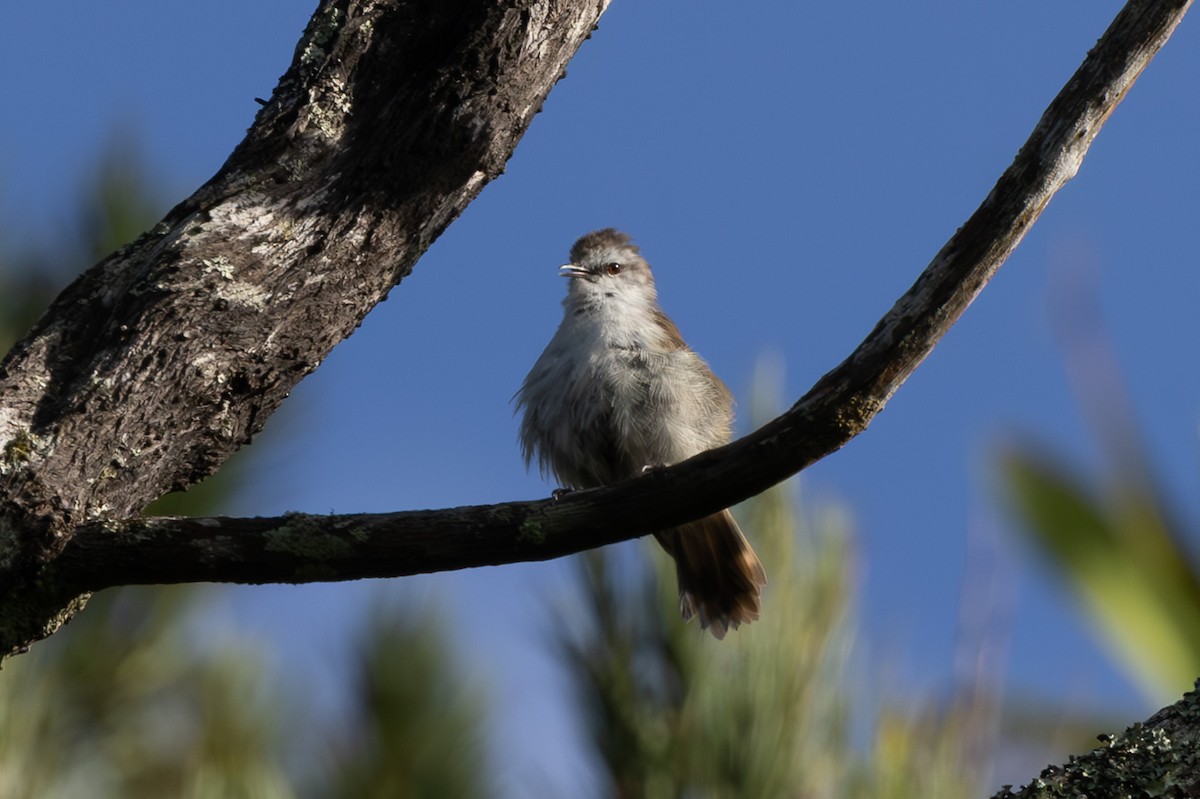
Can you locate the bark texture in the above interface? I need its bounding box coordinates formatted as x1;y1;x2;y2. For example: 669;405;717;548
991;684;1200;798
0;0;610;654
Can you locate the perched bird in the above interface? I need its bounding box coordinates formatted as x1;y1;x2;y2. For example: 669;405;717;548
516;228;765;638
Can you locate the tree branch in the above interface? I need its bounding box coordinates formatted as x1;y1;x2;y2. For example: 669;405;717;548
5;2;1196;792
991;683;1200;797
37;0;1192;599
0;0;611;654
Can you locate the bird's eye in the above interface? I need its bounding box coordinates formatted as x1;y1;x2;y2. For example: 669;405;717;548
604;262;622;276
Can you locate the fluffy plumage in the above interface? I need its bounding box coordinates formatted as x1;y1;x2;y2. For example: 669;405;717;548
516;229;766;638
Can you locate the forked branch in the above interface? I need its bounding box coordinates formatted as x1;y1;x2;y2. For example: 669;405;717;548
51;0;1193;594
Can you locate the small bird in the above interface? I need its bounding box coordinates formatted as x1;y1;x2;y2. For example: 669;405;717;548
516;228;765;638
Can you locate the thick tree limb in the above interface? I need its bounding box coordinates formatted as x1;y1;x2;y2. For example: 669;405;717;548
0;0;611;654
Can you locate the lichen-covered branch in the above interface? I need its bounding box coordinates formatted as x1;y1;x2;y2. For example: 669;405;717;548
0;0;611;655
992;684;1200;797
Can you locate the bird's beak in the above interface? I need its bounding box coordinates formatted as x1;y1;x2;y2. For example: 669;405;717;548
559;264;588;278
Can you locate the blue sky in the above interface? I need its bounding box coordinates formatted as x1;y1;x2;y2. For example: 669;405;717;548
3;1;1199;793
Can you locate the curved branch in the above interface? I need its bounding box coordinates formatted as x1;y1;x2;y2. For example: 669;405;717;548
44;0;1192;593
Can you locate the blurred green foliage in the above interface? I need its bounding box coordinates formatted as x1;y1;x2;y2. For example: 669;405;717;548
0;587;293;799
316;602;490;799
0;585;489;799
554;481;1001;799
1000;276;1200;705
1003;452;1200;702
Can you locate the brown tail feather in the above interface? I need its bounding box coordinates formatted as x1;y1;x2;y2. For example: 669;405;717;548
654;509;766;639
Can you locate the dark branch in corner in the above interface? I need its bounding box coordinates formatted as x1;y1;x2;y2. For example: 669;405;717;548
989;682;1200;797
54;0;1192;593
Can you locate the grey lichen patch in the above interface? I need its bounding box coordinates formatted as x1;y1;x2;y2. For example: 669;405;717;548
192;352;227;385
215;280;271;310
83;503;115;522
198;254;271;309
299;5;343;72
97;462;121;483
292;5;354;146
251;218;297;251
306;75;353;142
201;256;235;280
266;513;354;563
